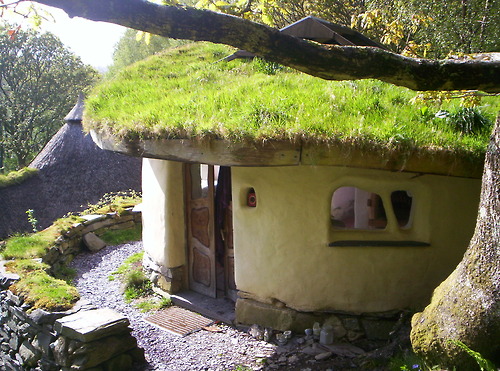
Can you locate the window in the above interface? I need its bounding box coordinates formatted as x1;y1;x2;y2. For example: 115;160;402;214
329;186;426;247
331;187;387;230
391;190;413;229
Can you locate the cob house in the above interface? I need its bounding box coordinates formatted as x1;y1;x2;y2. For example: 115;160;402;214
84;20;493;336
0;95;142;239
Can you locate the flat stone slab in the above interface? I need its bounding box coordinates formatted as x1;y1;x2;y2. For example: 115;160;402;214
80;214;107;224
54;308;130;343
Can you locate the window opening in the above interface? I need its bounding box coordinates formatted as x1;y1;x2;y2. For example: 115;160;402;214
331;187;387;229
391;190;413;228
190;164;219;200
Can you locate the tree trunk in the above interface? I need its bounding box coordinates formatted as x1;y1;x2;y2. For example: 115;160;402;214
410;115;500;368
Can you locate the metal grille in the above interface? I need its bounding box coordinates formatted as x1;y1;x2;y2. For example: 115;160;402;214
144;306;213;336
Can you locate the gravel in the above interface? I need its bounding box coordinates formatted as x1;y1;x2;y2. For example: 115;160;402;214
70;241;276;371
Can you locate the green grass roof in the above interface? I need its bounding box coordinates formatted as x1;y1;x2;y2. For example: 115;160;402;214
84;42;499;160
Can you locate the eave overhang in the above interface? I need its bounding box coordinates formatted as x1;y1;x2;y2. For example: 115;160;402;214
91;130;484;179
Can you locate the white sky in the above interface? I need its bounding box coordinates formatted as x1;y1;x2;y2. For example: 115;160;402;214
4;4;126;71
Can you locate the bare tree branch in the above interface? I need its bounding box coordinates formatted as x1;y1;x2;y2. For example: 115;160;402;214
16;0;500;92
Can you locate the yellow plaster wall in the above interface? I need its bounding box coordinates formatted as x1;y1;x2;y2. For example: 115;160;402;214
142;158;186;268
231;165;481;313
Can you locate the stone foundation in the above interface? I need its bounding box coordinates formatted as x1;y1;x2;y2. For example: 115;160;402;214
142;253;185;294
236;298;404;342
0;290;144;370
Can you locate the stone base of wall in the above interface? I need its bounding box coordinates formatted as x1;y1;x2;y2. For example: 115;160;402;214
0;290;145;371
235;298;404;342
142;252;185;294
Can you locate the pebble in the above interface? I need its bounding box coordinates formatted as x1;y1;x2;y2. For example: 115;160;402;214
315;351;333;361
70;241;277;370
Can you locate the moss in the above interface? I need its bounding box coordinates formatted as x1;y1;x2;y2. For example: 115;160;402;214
0;167;38;189
6;259;80;311
81;190;141;215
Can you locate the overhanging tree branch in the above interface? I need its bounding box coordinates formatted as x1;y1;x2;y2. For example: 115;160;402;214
22;0;500;93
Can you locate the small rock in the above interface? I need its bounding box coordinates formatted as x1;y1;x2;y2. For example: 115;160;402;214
288;355;299;363
315;351;333;361
83;233;107;252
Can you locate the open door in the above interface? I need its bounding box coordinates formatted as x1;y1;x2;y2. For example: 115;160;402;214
186;164;217;298
185;164;236;300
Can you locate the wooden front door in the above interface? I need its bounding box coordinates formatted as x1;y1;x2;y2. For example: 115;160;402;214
186;164;217;298
185;164;236;300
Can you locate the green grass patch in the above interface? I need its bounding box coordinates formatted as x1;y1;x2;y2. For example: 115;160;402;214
82;190;142;216
0;214;86;260
6;259;80;311
1;231;57;260
0;167;38;189
112;251;172;312
100;224;142;245
134;296;172;313
85;42;499;161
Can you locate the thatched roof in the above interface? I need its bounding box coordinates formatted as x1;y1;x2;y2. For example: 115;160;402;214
0;97;142;239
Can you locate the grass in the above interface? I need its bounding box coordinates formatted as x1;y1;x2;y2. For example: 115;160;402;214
100;223;142;245
0;167;38;189
0;214;85;260
81;190;142;216
111;251;172;312
84;42;499;161
1;232;56;260
5;259;79;311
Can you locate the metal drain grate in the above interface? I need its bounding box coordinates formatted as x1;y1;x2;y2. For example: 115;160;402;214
144;306;214;336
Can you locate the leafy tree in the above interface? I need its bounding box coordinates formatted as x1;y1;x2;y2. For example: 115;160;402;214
107;28;187;76
364;0;500;57
196;0;368;28
0;23;98;171
3;0;500;367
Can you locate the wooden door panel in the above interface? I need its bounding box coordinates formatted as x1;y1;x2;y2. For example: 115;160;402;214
186;164;216;298
192;247;211;287
191;207;210;247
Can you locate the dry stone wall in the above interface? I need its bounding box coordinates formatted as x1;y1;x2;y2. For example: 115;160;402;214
0;289;144;370
43;208;142;274
0;208;144;370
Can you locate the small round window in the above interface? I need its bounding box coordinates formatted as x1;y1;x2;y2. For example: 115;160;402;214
331;187;387;230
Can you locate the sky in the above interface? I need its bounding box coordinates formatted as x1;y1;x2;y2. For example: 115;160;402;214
4;4;126;71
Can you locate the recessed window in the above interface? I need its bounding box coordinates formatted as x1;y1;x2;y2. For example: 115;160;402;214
391;190;413;229
331;187;387;230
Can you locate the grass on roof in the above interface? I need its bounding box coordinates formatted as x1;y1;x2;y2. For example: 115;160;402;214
84;42;499;159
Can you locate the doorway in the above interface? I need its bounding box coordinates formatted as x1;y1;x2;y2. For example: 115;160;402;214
185;164;236;300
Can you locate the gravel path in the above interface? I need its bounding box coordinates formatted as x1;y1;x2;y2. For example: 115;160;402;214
70;241;276;371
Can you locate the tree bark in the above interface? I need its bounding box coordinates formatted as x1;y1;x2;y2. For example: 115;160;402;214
410;115;500;368
28;0;500;93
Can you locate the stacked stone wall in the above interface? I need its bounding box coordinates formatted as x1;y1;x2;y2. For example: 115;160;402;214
42;208;142;273
0;208;144;370
0;289;144;370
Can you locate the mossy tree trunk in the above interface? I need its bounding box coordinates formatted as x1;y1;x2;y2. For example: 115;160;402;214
410;115;500;368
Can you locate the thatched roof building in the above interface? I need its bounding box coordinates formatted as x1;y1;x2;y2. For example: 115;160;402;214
0;95;142;239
